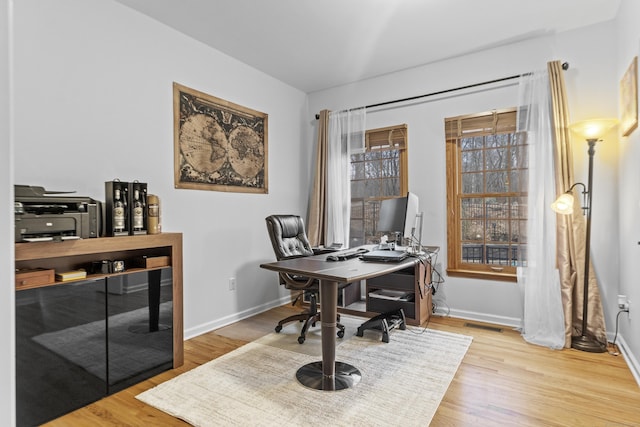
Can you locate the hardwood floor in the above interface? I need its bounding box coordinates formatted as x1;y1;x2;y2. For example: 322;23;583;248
45;305;640;426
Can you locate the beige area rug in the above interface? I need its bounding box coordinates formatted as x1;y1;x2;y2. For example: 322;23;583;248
137;316;472;427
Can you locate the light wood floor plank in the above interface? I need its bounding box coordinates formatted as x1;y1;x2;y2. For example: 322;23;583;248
44;306;640;426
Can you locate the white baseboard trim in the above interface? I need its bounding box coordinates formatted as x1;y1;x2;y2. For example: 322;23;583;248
609;333;640;387
432;307;522;330
184;295;291;340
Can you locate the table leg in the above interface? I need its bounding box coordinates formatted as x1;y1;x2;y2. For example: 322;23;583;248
295;280;361;391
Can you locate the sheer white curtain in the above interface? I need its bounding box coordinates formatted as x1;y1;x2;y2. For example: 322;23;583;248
326;108;366;248
516;69;565;349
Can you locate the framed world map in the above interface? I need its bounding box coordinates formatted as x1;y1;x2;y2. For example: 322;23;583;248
173;83;268;193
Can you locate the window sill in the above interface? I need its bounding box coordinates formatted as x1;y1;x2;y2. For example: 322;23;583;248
446;268;516;282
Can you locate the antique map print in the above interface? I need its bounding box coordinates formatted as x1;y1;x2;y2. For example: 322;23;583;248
173;83;268;193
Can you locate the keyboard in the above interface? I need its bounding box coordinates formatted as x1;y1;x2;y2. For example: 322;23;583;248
326;248;369;261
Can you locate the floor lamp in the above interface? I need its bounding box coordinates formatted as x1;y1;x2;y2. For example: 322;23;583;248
551;118;618;353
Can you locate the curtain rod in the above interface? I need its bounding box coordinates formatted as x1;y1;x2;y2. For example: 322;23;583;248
314;62;569;119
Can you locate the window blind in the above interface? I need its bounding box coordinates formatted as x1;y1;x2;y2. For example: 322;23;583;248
445;109;517;139
366;124;407;151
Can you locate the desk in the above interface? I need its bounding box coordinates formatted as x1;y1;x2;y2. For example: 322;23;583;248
260;249;425;391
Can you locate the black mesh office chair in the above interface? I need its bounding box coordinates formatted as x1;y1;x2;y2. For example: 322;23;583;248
265;214;345;344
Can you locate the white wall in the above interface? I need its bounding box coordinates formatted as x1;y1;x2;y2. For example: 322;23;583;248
1;0;16;424
308;22;622;329
12;0;310;339
616;0;640;382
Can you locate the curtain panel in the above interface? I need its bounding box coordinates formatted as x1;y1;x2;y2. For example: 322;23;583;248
308;108;366;248
517;60;606;349
548;61;607;347
307;110;329;247
516;66;565;349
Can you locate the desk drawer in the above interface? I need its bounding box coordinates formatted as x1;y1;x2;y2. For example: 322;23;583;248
15;268;55;290
367;271;415;291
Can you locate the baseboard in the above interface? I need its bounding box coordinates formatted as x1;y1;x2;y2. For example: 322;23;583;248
432;307;522;330
184;295;291;340
610;333;640;387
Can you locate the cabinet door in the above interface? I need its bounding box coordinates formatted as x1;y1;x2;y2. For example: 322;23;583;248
106;267;173;392
16;278;107;426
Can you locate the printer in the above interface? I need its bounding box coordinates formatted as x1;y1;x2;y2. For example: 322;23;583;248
15;185;102;242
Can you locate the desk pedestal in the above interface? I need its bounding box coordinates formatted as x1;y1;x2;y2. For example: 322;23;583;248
296;361;361;391
296;279;361;391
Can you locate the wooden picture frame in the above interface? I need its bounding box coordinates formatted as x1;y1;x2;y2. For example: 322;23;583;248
620;56;638;137
173;83;268;193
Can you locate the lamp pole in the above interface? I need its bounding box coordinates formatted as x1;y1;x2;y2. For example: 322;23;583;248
571;138;605;353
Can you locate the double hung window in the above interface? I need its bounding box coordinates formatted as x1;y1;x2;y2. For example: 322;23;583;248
445;109;526;281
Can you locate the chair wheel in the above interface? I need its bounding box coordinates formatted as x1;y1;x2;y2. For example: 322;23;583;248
298;336;305;344
337;330;345;338
275;325;282;333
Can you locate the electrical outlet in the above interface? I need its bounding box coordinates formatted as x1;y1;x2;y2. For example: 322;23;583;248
228;277;236;291
618;294;628;310
628;300;632;320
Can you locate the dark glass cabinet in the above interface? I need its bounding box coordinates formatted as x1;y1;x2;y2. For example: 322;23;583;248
14;233;183;427
16;268;173;426
16;278;107;426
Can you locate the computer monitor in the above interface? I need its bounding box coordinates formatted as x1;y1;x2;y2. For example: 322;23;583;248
377;197;406;238
376;192;423;251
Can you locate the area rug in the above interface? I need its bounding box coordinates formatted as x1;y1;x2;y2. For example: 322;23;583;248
32;302;173;383
136;320;472;426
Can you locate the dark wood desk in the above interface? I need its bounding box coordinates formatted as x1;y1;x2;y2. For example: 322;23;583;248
260;249;424;391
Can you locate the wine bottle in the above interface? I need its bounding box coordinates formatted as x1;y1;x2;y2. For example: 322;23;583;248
114;187;125;232
133;189;144;231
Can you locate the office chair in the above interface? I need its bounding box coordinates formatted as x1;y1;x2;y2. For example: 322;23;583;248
265;214;345;344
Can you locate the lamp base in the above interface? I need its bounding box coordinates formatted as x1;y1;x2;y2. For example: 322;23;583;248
571;334;606;353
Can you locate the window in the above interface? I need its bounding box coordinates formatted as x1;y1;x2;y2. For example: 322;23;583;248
350;124;408;247
445;109;526;281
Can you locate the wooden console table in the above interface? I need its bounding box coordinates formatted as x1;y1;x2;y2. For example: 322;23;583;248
15;233;184;364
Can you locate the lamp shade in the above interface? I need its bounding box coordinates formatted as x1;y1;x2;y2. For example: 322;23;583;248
569;118;618;140
551;192;574;214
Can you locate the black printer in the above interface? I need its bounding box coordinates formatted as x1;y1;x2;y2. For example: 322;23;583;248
14;185;102;242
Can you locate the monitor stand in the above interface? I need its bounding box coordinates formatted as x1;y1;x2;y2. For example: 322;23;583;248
407;212;424;255
406;246;425;256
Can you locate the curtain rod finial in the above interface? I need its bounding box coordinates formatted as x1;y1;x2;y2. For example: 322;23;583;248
315;113;320;120
562;62;569;70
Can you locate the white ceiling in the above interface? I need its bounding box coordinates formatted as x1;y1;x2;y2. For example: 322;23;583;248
115;0;621;93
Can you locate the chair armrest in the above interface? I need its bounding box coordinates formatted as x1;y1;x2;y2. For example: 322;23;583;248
279;272;315;290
